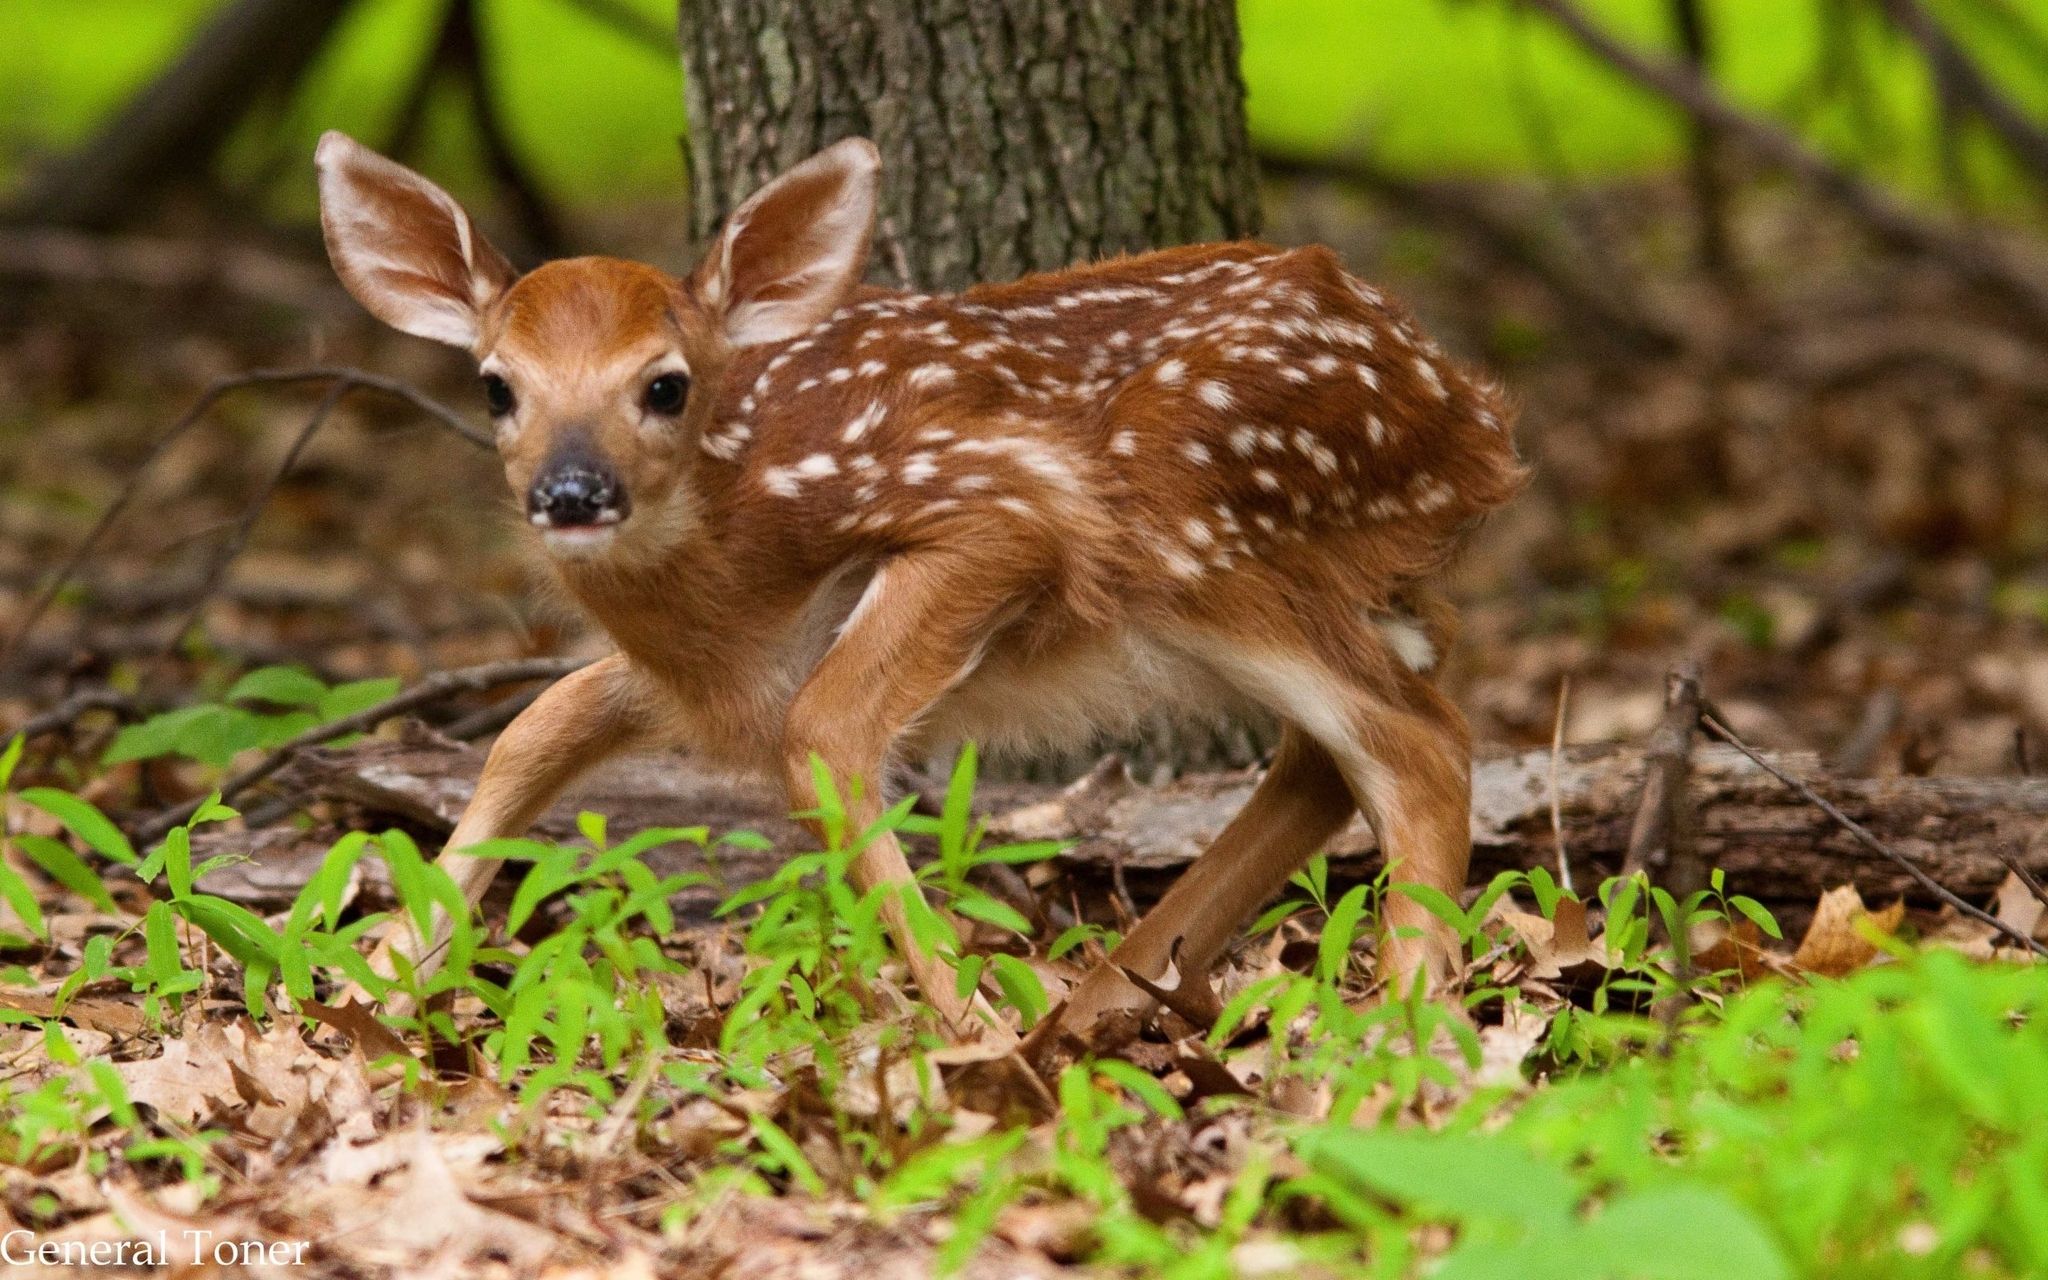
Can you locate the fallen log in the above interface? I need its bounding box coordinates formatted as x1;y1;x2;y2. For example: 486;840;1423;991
215;729;2048;924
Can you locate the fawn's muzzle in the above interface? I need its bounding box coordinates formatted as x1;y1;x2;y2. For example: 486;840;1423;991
528;457;629;528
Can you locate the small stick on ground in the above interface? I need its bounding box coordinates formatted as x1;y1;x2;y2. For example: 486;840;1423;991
8;688;139;741
1548;674;1575;895
1700;708;2048;959
132;656;588;843
1624;665;1704;895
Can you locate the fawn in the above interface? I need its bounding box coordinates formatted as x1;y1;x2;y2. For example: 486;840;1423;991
315;132;1523;1036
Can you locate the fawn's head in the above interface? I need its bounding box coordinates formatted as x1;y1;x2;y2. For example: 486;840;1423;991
315;132;880;561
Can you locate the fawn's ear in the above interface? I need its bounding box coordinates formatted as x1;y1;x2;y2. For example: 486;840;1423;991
315;131;515;349
695;137;879;347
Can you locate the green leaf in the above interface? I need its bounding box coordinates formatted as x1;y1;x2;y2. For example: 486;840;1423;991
1319;883;1373;981
0;863;47;941
953;893;1032;936
1298;1127;1582;1228
163;826;193;899
142;901;185;989
1730;895;1783;939
19;788;138;866
986;953;1047;1028
1092;1059;1184;1119
227;666;328;708
0;733;22;791
1580;1187;1792;1279
749;1114;826;1197
315;676;401;721
14;834;119;914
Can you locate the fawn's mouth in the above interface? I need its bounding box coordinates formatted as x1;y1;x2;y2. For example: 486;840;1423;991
534;509;625;556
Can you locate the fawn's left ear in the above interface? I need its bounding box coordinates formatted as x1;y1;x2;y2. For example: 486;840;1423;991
315;131;516;349
695;137;880;347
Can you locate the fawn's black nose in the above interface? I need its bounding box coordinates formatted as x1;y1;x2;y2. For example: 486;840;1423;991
528;457;628;528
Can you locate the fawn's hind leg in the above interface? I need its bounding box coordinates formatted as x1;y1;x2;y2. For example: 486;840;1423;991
1154;618;1473;998
1058;724;1358;1030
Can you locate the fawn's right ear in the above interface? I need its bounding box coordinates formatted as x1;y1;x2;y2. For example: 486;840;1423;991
315;131;515;349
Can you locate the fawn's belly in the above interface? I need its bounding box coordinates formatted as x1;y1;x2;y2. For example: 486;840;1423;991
914;625;1241;761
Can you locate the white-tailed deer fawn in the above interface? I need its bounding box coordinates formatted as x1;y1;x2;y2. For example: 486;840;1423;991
315;131;1522;1036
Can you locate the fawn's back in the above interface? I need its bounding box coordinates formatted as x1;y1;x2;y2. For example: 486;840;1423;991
651;241;1520;754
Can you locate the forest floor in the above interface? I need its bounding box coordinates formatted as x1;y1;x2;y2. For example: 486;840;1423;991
2;182;2047;1277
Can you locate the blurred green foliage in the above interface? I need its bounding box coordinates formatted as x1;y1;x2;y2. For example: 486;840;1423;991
4;0;2045;213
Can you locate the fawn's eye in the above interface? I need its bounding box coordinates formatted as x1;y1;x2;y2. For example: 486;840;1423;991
644;373;690;415
481;373;515;417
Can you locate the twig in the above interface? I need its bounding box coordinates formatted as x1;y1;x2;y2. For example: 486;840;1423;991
440;686;543;741
0;367;487;681
1996;846;2048;916
155;381;349;656
8;688;139;741
1879;0;2048;184
1515;0;2048;331
132;656;589;842
1548;674;1574;894
1624;665;1704;895
1699;709;2048;958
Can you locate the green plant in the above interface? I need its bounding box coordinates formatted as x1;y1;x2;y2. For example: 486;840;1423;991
104;664;397;768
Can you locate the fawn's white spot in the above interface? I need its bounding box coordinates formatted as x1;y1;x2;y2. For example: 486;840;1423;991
1414;357;1448;399
1182;440;1213;466
1376;615;1437;672
902;452;939;484
1109;429;1138;457
1155;358;1187;386
841;400;887;443
1195;380;1235;411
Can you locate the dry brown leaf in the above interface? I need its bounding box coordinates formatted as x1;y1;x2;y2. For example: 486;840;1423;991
1692;918;1781;983
1993;871;2046;940
1791;885;1905;977
0;990;148;1038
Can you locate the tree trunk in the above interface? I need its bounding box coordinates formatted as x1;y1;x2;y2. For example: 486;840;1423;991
676;0;1262;292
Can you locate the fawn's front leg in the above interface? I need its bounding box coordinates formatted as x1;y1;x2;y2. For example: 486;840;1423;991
360;655;659;998
779;556;1019;1040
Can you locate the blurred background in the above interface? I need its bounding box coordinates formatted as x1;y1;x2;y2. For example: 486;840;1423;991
3;0;2048;786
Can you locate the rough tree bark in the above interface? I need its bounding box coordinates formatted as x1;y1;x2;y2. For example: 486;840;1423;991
676;0;1262;292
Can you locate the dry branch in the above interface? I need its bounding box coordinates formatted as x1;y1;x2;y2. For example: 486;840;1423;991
274;734;2048;930
1515;0;2048;331
1697;709;2048;957
1878;0;2048;183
